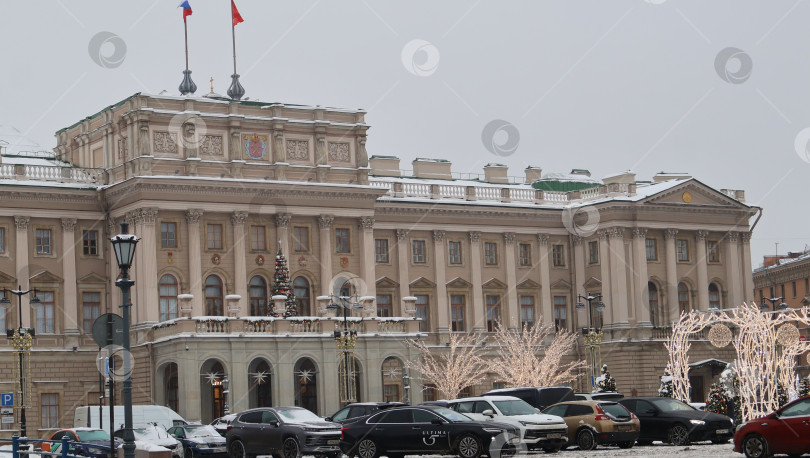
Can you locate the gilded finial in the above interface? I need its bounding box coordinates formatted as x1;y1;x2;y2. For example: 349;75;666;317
210;77;214;93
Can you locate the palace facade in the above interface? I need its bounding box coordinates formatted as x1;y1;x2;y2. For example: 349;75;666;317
0;93;755;436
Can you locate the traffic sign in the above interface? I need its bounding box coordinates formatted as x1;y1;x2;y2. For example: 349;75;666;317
1;408;12;415
91;313;124;347
2;416;13;424
801;336;807;342
1;393;13;407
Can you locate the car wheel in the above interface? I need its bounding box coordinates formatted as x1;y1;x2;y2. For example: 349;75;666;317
575;429;596;451
456;433;483;458
618;441;634;449
282;438;301;458
356;439;378;458
229;440;247;458
184;446;194;458
667;424;690;446
742;434;770;458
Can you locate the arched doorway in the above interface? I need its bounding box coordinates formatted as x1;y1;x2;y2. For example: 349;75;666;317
293;277;311;316
248;358;273;408
200;359;227;423
164;363;179;413
294;358;318;414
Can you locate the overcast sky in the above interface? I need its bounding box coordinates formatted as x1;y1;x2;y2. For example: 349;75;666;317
1;1;808;266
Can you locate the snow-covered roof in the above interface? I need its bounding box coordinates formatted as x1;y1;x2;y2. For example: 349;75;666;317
754;250;810;273
0;125;64;162
536;172;601;184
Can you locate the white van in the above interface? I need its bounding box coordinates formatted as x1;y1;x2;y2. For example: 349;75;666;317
74;405;187;431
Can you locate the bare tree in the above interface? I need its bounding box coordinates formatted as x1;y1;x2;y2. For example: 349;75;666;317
405;331;488;399
489;319;586;387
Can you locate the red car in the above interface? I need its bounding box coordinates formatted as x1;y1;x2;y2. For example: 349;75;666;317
733;396;810;458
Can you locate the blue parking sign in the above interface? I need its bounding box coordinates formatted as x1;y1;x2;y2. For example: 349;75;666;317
1;393;13;407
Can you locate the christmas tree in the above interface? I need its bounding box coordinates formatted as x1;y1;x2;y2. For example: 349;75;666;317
658;366;673;398
799;375;810;398
777;382;788;408
270;247;297;317
595;364;617;392
720;364;742;425
705;382;728;415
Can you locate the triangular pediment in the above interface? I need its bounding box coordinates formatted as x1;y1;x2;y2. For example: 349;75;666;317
482;278;508;289
78;272;107;284
446;277;472;289
550;278;571;290
409;276;436;289
517;279;541;290
29;270;63;284
643;180;746;208
376;276;399;289
582;277;602;289
0;270;15;284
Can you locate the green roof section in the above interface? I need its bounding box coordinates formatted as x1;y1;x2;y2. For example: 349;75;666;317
530;171;602;192
370;155;399;159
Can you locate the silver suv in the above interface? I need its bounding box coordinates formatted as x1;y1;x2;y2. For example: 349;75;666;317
448;395;568;453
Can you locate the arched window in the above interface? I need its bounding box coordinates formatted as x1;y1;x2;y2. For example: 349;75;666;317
159;275;179;322
205;275;224;316
709;283;721;309
249;276;267;316
648;282;660;327
294;277;310;316
678;283;690;314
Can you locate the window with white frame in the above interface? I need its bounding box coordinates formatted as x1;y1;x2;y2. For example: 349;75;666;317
160;222;177;248
552;244;565;267
375;239;389;263
676;239;689;262
412;240;426;264
36;228;52;254
588;240;599;264
518;243;531;266
36;291;55;334
82;230;98;256
486;295;501;332
707;240;720;263
377;294;393;317
250;225;266;251
451;295;465;331
520;295;535;328
448;241;462;265
484;242;498;266
160;275;179;321
293;226;309;252
553;296;567;331
41;393;59;429
335;228;350;253
415;294;429;332
82;291;101;334
0;227;5;253
207;224;223;250
645;238;657;261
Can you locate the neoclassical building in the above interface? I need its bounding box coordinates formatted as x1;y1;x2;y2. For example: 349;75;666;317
0;92;756;436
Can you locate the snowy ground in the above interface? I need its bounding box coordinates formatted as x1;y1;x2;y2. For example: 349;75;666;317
540;442;739;457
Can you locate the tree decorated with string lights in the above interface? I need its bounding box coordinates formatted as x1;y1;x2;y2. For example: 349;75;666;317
404;331;488;400
799;375;810;397
595;364;617;393
270;247;297;317
706;382;729;415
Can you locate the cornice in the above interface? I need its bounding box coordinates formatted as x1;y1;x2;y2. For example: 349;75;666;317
1;189;99;205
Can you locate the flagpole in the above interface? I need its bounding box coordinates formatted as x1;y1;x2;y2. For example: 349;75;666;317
185;19;190;71
227;0;246;100
179;6;197;95
231;17;238;76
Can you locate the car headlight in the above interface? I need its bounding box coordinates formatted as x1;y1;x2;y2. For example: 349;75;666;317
689;420;705;426
518;421;535;426
483;428;506;434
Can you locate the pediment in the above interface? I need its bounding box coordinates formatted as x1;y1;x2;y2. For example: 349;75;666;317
517;279;541;290
582;277;602;289
482;278;508;289
643;180;745;208
0;270;15;284
409;276;436;289
30;270;63;284
78;272;107;284
550;278;571;290
376;276;399;289
446;277;472;289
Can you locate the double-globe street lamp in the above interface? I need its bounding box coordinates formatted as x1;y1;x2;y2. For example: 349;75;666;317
326;294;362;406
760;296;788;312
1;287;39;437
576;293;606;390
110;221;139;458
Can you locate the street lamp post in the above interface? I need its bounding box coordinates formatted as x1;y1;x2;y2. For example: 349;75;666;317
760;296;788;312
110;221;139;458
327;294;362;406
576;293;606;391
1;287;39;437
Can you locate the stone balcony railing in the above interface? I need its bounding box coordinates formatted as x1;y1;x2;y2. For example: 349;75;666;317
0;163;105;184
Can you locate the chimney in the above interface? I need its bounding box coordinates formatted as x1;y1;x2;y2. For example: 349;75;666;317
412;158;452;180
483;163;508;184
369;155;401;177
524;166;542;184
603;170;636;185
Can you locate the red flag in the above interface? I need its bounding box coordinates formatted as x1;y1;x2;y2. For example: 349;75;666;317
179;1;192;22
231;1;244;27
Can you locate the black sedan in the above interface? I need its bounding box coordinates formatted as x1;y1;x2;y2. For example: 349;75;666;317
168;424;227;458
339;405;520;458
226;407;342;458
619;397;734;446
325;402;406;424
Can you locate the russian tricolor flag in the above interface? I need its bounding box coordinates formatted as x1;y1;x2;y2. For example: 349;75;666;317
179;1;192;22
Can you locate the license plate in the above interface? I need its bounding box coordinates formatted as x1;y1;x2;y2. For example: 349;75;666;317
327;440;339;445
212;447;226;453
716;429;729;435
617;426;631;431
546;433;561;439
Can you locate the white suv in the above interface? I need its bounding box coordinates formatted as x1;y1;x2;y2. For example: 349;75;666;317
448;395;568;452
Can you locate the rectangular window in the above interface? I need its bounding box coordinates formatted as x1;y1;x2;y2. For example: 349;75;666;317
82;292;101;334
36;228;52;254
451;295;465;332
82;230;99;256
707;241;720;263
383;385;400;403
588;241;599;264
423;384;437;402
448;241;462;265
645;238;657;261
793;281;797;298
293;226;309;252
518;243;531;266
207;224;223;250
552;244;565;267
377;294;393;317
806;278;809;295
250;225;266;251
553;296;567;331
486;295;501;332
41;393;59;429
0;227;5;253
36;291;55;334
520;296;535;329
415;294;429;332
160;222;177;248
492;382;506;390
412;240;426;264
375;239;389;263
335;228;350;253
676;239;689;262
484;242;498;266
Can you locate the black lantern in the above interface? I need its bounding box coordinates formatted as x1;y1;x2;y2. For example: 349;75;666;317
110;221;140;270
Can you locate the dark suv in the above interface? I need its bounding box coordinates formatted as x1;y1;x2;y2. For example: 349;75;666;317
226;407;342;458
325;402;406;424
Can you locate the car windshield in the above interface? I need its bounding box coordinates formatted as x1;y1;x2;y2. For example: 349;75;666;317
132;426;171;440
434;407;472;422
278;408;321;422
185;425;220;438
492;400;537;416
651;398;695;412
76;430;110;441
600;403;631;419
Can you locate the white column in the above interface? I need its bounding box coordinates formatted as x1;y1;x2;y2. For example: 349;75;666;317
572;236;586;330
504;233;519;330
741;232;755;303
127;209;145;322
597;230;612;324
469;232;484;332
358;217;377;311
232;211;248;316
696;230;710;310
275;214;291;261
140;208;159;322
186;209;205;316
433;230;448;333
14;217;30;328
725;231;742;308
664;229;679;323
396;229;410;308
318;215;334;296
537;234;552;326
632;228;651;326
61;218;79;334
609;228;628;326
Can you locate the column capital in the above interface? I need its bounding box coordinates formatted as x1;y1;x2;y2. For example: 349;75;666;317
537;234;549;245
129;208;158;225
232;211;249;226
598;229;610;241
275;213;291;228
396;229;410;241
632;227;647;239
432;230;445;242
61;218;77;232
185;209;204;224
504;233;516;245
317;214;334;229
664;228;679;240
726;231;739;242
469;231;482;243
609;227;625;239
358;216;375;230
571;235;583;246
741;232;752;243
696;230;709;241
14;216;30;231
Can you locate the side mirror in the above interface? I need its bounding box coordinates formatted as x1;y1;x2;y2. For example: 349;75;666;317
324;417;332;422
270;420;280;427
481;409;495;418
